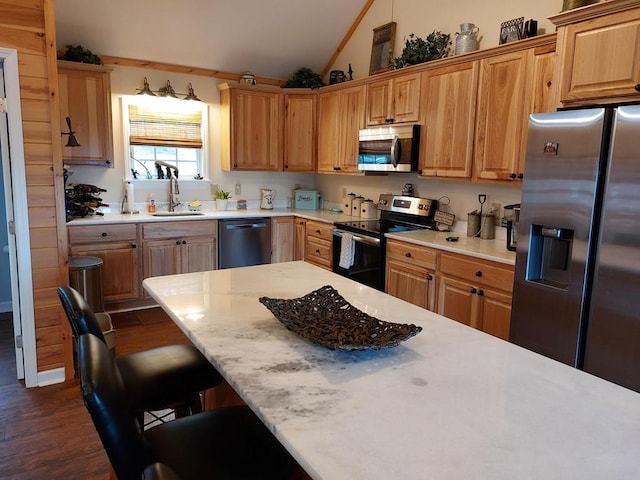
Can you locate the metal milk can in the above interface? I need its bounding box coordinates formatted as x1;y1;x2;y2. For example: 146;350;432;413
455;23;479;55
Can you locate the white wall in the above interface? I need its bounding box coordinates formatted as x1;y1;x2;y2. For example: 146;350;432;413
66;67;316;210
331;0;564;81
66;0;564;222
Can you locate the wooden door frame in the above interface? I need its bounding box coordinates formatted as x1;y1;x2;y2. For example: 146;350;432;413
0;47;37;387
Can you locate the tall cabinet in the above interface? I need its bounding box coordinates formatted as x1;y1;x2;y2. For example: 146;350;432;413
317;85;365;174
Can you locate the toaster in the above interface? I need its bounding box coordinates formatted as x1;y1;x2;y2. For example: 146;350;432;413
294;190;321;210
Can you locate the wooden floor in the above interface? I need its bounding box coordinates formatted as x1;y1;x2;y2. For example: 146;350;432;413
0;307;191;479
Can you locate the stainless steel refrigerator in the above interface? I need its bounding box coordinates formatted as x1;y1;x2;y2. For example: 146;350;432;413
510;105;640;393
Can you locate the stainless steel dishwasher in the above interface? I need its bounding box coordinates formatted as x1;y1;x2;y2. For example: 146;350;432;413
218;218;272;269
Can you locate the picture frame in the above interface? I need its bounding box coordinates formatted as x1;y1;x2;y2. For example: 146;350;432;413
369;22;396;75
499;17;524;45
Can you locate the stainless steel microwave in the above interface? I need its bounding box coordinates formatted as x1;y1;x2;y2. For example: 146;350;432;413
358;124;420;172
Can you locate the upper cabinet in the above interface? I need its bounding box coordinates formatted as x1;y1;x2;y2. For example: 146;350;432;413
218;83;316;172
283;93;316;172
317;85;365;174
366;72;421;125
419;62;479;179
57;60;114;167
219;83;284;171
551;0;640;106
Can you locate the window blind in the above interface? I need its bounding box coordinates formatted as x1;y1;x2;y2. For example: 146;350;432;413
128;104;202;148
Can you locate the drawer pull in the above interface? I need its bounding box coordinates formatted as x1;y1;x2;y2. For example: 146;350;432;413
131;243;137;249
426;274;433;281
635;84;640;92
101;232;107;237
176;241;181;245
405;252;412;258
475;270;483;277
316;230;321;234
182;240;187;245
315;249;321;255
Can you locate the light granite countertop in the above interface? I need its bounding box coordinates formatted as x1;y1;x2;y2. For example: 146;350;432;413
143;262;640;480
68;208;514;265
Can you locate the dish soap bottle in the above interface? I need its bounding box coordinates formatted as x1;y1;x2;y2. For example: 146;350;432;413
147;193;156;213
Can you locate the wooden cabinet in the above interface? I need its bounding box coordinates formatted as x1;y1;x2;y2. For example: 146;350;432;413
142;221;217;281
284;93;316;172
219;83;283;171
385;239;437;311
271;216;294;263
437;252;514;340
551;2;640;106
304;220;333;270
294;217;307;261
419;62;479;178
473;43;556;182
473;50;529;182
317;85;365;174
57;60;114;167
68;223;140;303
366;72;421;125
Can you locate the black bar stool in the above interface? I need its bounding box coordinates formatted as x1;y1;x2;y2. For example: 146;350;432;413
58;286;223;425
79;333;297;480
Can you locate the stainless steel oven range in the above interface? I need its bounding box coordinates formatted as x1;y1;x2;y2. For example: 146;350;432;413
332;194;438;291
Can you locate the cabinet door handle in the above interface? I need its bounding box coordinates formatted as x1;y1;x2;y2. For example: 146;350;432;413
131;243;137;249
316;230;321;234
315;249;321;254
518;173;524;179
470;287;477;294
333;166;341;171
635;84;640;92
182;240;187;245
101;232;107;237
426;274;433;281
475;270;483;277
509;173;517;179
176;241;181;245
405;252;412;258
477;290;484;297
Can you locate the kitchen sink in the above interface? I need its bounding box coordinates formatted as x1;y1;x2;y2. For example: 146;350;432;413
152;211;205;216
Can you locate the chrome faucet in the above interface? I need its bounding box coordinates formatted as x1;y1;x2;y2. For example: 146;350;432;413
154;161;180;211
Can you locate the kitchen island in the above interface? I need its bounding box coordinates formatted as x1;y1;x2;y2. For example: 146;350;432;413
144;261;639;479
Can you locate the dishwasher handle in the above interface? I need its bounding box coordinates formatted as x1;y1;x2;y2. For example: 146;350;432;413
224;222;268;230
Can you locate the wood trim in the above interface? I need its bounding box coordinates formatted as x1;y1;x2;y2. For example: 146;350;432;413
321;0;376;78
44;0;73;379
98;54;286;86
549;0;640;26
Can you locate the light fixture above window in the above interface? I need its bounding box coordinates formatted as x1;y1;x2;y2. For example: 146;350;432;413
136;77;201;101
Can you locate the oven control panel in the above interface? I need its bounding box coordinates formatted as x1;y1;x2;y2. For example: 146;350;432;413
377;194;437;217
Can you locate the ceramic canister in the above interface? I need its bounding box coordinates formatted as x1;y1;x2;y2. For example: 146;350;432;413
344;193;356;216
360;199;377;219
352;196;364;217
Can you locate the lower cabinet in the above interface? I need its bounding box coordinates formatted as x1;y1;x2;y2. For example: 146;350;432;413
304;219;333;270
384;239;514;341
437;252;514;340
68;223;141;304
385;239;437;311
271;216;295;263
142;221;217;282
294;217;306;261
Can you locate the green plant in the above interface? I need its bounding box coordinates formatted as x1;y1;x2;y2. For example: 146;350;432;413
393;32;452;69
215;190;231;200
58;45;103;65
282;67;325;89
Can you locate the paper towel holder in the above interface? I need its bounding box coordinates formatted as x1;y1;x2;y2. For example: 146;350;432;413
121;181;139;214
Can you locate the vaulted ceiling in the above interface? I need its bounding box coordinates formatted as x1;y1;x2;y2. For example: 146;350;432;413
54;0;371;81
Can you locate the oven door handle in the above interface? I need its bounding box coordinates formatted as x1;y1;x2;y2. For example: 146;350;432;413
331;229;381;247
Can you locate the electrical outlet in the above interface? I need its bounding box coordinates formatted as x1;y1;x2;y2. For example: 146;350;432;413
210;183;218;195
234;182;242;195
